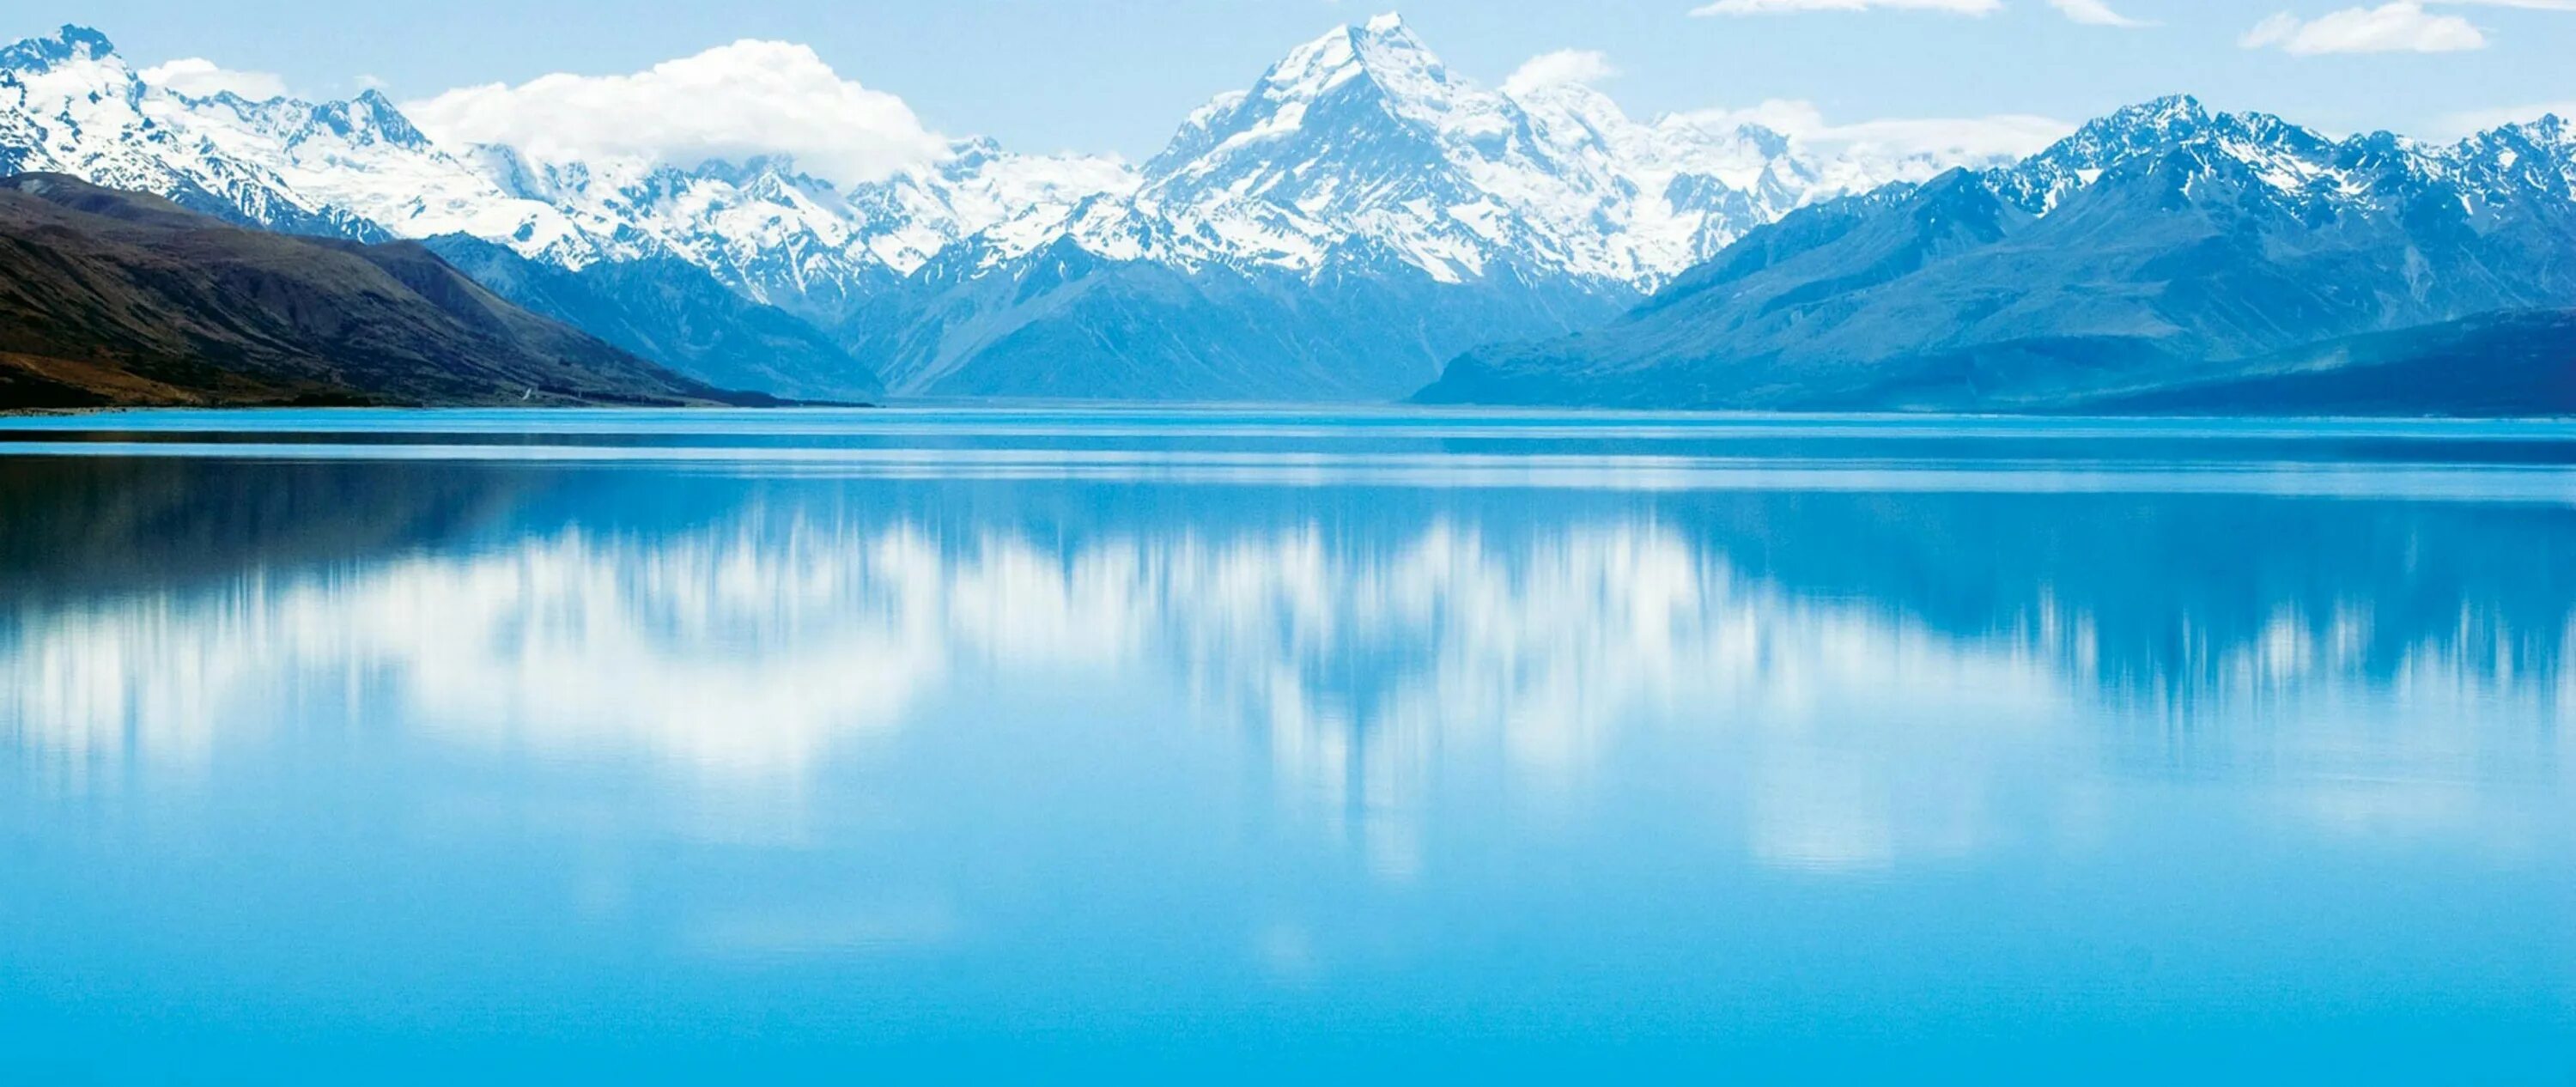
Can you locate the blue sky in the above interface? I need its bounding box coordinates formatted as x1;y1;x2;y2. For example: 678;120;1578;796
29;1;2576;163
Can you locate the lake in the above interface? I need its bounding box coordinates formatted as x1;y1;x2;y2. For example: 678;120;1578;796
2;408;2571;1084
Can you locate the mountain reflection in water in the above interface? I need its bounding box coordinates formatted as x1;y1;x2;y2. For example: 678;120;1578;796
8;452;2567;855
1;416;2571;1084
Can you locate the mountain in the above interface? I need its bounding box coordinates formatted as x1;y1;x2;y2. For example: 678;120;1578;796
419;234;882;401
0;173;769;409
1418;97;2576;411
844;234;1622;401
0;25;881;398
1072;15;1954;290
845;15;1974;399
468;138;1133;328
1;19;1993;402
2061;308;2576;416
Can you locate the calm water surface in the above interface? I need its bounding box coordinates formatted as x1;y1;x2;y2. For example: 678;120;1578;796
2;408;2572;1084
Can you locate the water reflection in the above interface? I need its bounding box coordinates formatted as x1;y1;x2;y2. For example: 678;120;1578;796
5;428;2576;1083
3;455;2567;872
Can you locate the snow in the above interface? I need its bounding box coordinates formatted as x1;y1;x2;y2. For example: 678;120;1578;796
1042;15;1969;292
11;20;2569;322
0;19;1971;301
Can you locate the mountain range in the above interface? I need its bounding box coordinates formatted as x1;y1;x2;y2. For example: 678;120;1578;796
0;17;1993;404
0;173;764;409
1418;96;2576;412
7;18;2573;413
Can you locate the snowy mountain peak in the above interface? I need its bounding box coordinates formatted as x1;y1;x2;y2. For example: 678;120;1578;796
1995;94;2342;213
2127;94;2208;126
303;90;432;149
0;25;116;72
2062;94;2217;155
942;136;1006;171
1239;11;1460;129
1980;92;2576;229
2073;95;2339;161
1106;15;1975;288
2502;112;2572;149
1280;10;1432;74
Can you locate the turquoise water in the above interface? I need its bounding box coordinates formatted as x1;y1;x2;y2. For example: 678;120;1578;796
3;409;2572;1084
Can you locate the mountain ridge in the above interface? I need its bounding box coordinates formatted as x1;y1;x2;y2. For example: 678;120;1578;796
1417;94;2576;413
12;20;2576;410
1;18;2001;400
0;173;770;409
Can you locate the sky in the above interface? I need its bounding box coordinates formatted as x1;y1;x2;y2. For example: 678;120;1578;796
23;1;2576;178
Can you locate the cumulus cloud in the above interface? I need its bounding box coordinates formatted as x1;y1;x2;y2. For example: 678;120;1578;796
402;39;947;185
1692;0;2147;23
1502;49;1619;97
2046;0;2154;27
1692;0;2002;15
140;58;289;100
1679;99;2073;162
2433;100;2576;137
2240;3;2488;53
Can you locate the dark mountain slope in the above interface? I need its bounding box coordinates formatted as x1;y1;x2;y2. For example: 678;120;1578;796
422;234;882;403
1419;100;2576;415
2063;308;2576;416
848;235;1627;402
0;173;773;409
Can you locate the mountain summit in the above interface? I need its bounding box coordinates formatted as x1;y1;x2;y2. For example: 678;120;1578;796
836;13;2007;398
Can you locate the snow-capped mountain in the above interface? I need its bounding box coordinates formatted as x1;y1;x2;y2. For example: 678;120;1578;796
841;14;1999;398
465;137;1133;325
31;18;2570;408
3;27;394;242
3;17;1994;399
0;25;1128;313
1423;94;2576;410
1990;94;2576;217
1057;14;1932;292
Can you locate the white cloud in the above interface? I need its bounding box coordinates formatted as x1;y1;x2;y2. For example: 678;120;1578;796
2427;0;2576;9
2433;100;2576;137
402;39;947;185
1692;0;2144;24
1502;49;1619;97
2240;3;2488;54
1679;99;2073;162
1692;0;2002;15
2046;0;2154;27
139;58;289;100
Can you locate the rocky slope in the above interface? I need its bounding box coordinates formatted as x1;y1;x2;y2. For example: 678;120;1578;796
0;173;769;409
1;26;879;398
